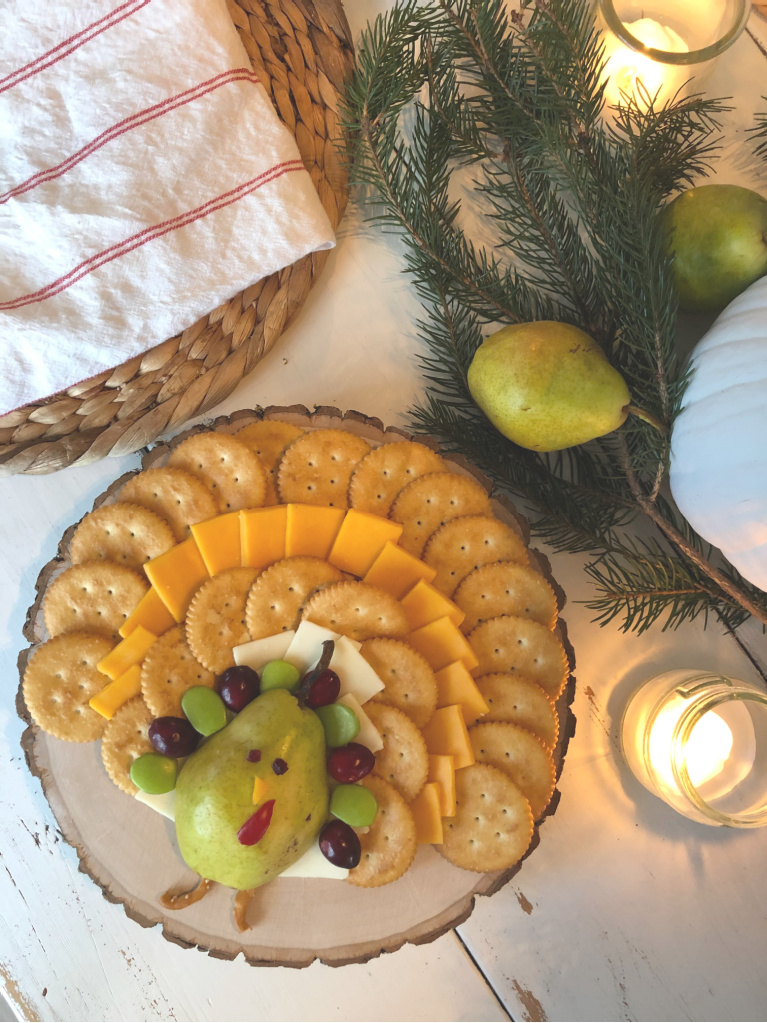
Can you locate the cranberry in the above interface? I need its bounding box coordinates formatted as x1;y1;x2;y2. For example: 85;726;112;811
217;665;260;712
148;716;199;758
327;742;375;783
304;668;341;709
272;758;288;775
246;749;262;763
318;819;361;869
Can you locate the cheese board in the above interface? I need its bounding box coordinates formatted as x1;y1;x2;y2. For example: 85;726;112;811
17;406;575;966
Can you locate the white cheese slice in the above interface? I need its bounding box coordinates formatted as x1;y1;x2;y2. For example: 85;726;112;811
283;621;340;674
277;841;349;880
337;692;383;752
330;636;385;704
135;788;176;820
234;630;295;671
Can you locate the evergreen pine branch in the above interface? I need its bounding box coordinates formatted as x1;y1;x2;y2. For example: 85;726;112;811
343;0;767;631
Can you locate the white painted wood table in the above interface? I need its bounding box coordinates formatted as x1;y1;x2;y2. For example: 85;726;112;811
2;6;767;1020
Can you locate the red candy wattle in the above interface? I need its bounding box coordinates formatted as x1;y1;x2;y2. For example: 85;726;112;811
237;799;275;846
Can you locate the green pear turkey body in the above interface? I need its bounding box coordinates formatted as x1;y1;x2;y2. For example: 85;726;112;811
467;322;630;452
174;688;328;890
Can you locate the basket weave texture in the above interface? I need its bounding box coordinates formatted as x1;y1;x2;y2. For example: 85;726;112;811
0;0;353;477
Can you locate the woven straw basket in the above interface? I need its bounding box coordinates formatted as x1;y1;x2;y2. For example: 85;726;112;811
0;0;353;477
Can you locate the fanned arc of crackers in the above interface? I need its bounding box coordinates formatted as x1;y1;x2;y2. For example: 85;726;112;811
24;422;571;894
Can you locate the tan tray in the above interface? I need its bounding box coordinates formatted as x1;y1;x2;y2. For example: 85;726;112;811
17;406;576;967
0;1;353;477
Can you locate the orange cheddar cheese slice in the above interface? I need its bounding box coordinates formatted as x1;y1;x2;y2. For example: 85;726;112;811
285;504;345;559
241;505;288;569
407;616;478;673
410;782;444;844
362;540;436;599
191;511;242;576
421;705;475;770
119;586;176;639
97;625;157;681
328;509;404;577
252;776;269;804
434;660;489;726
89;664;143;720
144;537;210;623
400;579;465;631
428;753;456;817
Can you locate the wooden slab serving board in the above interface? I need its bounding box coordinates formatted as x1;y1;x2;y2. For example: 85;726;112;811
17;406;575;967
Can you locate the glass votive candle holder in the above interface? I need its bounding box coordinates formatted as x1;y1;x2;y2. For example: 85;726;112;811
596;0;752;107
621;669;767;827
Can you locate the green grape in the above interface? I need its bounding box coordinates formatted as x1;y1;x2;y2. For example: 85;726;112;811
260;659;301;693
315;703;359;747
330;783;378;827
181;686;227;736
130;752;178;794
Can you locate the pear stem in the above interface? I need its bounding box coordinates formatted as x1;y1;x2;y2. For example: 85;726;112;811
626;404;667;434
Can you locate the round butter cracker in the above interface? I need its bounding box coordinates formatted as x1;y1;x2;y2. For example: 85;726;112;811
244;557;344;639
140;624;215;718
101;696;154;795
423;514;529;596
23;631;113;742
69;503;175;570
348;775;417;889
365;702;428;802
302;580;408;642
167;431;268;512
276;429;371;507
235;421;305;505
441;763;534;873
349;440;446;516
454;561;558;632
119;466;218;542
43;561;148;641
185;567;259;674
469;721;556;821
390;472;492;557
468;614;568;698
474;673;559;749
363;637;437;729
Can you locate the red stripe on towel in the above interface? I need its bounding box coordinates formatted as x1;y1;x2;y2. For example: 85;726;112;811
0;68;260;205
0;0;151;95
0;159;306;311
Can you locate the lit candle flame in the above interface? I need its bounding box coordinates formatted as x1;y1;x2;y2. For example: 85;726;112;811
602;18;689;107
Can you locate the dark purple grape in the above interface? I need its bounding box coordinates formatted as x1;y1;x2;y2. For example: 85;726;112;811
216;665;260;712
318;819;361;869
148;716;199;758
327;742;375;783
304;668;341;709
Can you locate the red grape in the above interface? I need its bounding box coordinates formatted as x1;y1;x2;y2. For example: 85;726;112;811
327;742;375;783
304;668;341;709
319;819;361;869
148;716;199;758
217;665;260;712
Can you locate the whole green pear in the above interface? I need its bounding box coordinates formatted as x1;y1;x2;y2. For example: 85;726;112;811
663;184;767;313
174;688;328;890
467;322;630;452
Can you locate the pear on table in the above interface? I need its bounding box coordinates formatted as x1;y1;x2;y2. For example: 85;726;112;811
467;322;630;452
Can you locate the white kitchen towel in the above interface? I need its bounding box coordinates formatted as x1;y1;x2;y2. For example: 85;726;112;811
0;0;336;416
